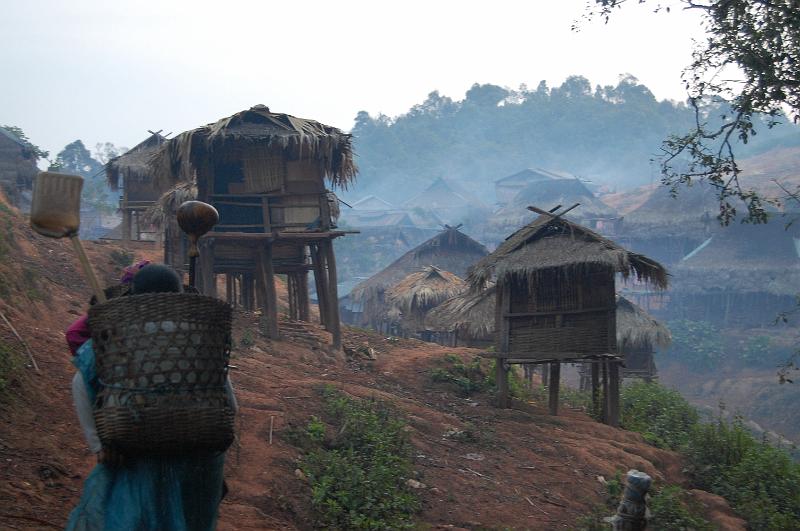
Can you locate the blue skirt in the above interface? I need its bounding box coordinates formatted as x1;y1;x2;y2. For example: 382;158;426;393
66;342;226;531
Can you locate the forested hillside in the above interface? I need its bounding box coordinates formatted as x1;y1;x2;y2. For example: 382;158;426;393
348;75;800;203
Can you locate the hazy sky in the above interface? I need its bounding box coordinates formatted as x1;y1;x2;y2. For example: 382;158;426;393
1;0;703;159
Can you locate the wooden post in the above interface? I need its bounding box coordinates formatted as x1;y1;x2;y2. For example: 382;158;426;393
591;361;601;418
321;239;342;350
287;273;298;320
257;244;279;339
121;187;131;243
200;239;216;297
494;282;510;408
225;274;233;304
255;265;265;310
245;273;255;311
548;362;561;416
601;360;610;424
298;271;310;322
608;360;621;428
312;244;329;327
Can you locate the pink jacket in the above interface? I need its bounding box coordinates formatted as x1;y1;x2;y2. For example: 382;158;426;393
65;314;91;355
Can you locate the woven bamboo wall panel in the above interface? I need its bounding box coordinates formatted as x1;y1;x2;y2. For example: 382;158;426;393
242;147;285;193
507;309;616;359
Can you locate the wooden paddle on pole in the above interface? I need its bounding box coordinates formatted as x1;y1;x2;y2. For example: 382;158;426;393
29;172;107;303
176;201;219;288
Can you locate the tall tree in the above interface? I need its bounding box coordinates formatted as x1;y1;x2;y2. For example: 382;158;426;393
582;0;800;223
1;125;48;161
49;140;114;215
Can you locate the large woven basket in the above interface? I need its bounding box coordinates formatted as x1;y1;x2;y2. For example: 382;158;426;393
88;292;235;455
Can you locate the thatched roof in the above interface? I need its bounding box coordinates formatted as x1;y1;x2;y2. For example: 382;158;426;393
426;289;671;350
491;179;617;229
622;181;723;238
144;181;198;230
350;226;488;324
148;105;357;191
386;266;466;324
425;284;496;338
616;295;671;350
671;220;800;295
105;132;167;190
351;226;487;301
469;210;669;291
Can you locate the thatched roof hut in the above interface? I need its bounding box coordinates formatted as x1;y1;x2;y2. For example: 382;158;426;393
386;266;466;330
426;289;672;351
469;212;669;292
490;174;616;232
148;104;356;192
616;295;671;350
425;284;496;340
350;226;488;326
105;132;167;190
622;181;720;238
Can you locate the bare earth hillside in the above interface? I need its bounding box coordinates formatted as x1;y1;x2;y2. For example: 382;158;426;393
0;194;742;530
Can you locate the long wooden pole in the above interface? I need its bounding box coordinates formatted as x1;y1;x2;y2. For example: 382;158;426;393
548;363;561;416
258;244;279;339
321;239;342;350
70;235;106;304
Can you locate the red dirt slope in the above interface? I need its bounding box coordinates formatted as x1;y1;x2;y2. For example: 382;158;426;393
0;193;741;529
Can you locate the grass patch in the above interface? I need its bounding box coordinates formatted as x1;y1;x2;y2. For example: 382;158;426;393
295;386;419;530
429;354;530;400
576;472;711;530
619;381;800;528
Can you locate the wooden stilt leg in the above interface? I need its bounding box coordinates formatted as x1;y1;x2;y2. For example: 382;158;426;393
591;361;601;418
548;363;561;416
255;265;265;310
542;363;549;387
602;360;610;424
226;274;233;304
257;244;279;339
321;239;342;350
298;271;310;322
608;360;621;428
312;245;329;327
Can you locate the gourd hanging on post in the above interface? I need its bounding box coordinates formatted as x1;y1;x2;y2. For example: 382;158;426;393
29;172;106;303
176;200;219;288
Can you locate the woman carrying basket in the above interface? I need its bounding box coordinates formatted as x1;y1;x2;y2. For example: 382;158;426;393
66;264;237;531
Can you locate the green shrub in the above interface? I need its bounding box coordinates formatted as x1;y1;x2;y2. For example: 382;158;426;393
429;354;488;397
648;486;713;531
620;381;698;450
665;319;723;371
297;387;419;530
687;417;800;529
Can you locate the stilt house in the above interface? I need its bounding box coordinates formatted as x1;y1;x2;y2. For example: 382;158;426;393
615;295;671;380
105;132;168;241
148;105;357;348
385;265;466;340
425;284;496;347
467;205;668;424
348;225;488;330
